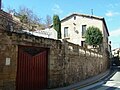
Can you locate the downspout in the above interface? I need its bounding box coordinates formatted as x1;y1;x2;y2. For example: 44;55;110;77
0;0;1;10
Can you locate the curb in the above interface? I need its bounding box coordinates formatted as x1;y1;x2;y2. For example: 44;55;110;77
50;70;114;90
75;69;116;90
104;70;117;81
73;70;110;89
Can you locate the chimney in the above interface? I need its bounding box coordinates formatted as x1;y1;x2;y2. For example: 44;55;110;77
0;0;1;10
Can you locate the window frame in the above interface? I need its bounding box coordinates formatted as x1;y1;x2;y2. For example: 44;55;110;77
64;27;69;38
82;25;87;37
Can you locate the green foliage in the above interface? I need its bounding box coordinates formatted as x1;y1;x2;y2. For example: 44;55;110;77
85;26;103;47
19;14;28;23
53;15;61;39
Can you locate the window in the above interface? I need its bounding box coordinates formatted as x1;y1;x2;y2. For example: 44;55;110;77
74;16;76;20
64;27;68;37
82;25;86;37
81;41;87;48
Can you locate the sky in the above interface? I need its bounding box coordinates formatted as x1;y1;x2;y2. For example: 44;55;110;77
2;0;120;49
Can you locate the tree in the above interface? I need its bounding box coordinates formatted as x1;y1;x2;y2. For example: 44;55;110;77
7;6;15;14
53;15;61;39
32;14;41;24
18;6;41;24
44;15;52;28
85;26;103;48
10;6;42;26
11;6;45;30
19;14;28;23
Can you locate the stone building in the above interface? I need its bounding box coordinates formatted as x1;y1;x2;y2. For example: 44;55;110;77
112;48;120;57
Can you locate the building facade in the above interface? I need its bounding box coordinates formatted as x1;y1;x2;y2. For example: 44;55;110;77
112;48;120;57
53;13;109;52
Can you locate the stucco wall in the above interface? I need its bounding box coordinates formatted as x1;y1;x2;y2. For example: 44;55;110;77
0;28;109;89
102;23;109;50
61;15;104;45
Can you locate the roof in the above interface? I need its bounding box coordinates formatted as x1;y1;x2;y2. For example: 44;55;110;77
112;48;120;51
0;10;13;20
61;13;103;22
0;10;18;24
61;13;109;36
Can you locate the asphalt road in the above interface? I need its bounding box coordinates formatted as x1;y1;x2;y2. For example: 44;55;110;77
79;66;120;90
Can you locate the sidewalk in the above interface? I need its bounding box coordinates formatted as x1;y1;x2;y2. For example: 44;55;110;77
50;69;116;90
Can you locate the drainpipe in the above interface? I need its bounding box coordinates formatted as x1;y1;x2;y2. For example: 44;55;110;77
0;0;1;10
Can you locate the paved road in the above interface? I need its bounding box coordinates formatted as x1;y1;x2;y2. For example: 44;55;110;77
79;66;120;90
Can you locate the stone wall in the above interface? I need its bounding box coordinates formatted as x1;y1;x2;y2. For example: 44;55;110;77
0;31;17;90
0;29;109;89
49;40;109;88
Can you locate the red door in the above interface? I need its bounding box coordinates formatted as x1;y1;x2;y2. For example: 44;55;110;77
16;46;47;90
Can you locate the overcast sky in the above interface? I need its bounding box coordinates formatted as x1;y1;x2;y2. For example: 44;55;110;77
2;0;120;49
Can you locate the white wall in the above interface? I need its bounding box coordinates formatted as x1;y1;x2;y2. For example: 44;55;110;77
61;15;103;46
102;23;109;50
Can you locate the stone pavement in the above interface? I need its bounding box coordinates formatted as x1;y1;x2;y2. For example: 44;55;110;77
49;69;116;90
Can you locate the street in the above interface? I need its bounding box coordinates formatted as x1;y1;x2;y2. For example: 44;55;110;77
79;66;120;90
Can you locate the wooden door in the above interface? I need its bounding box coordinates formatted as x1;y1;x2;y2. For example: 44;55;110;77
16;46;47;90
